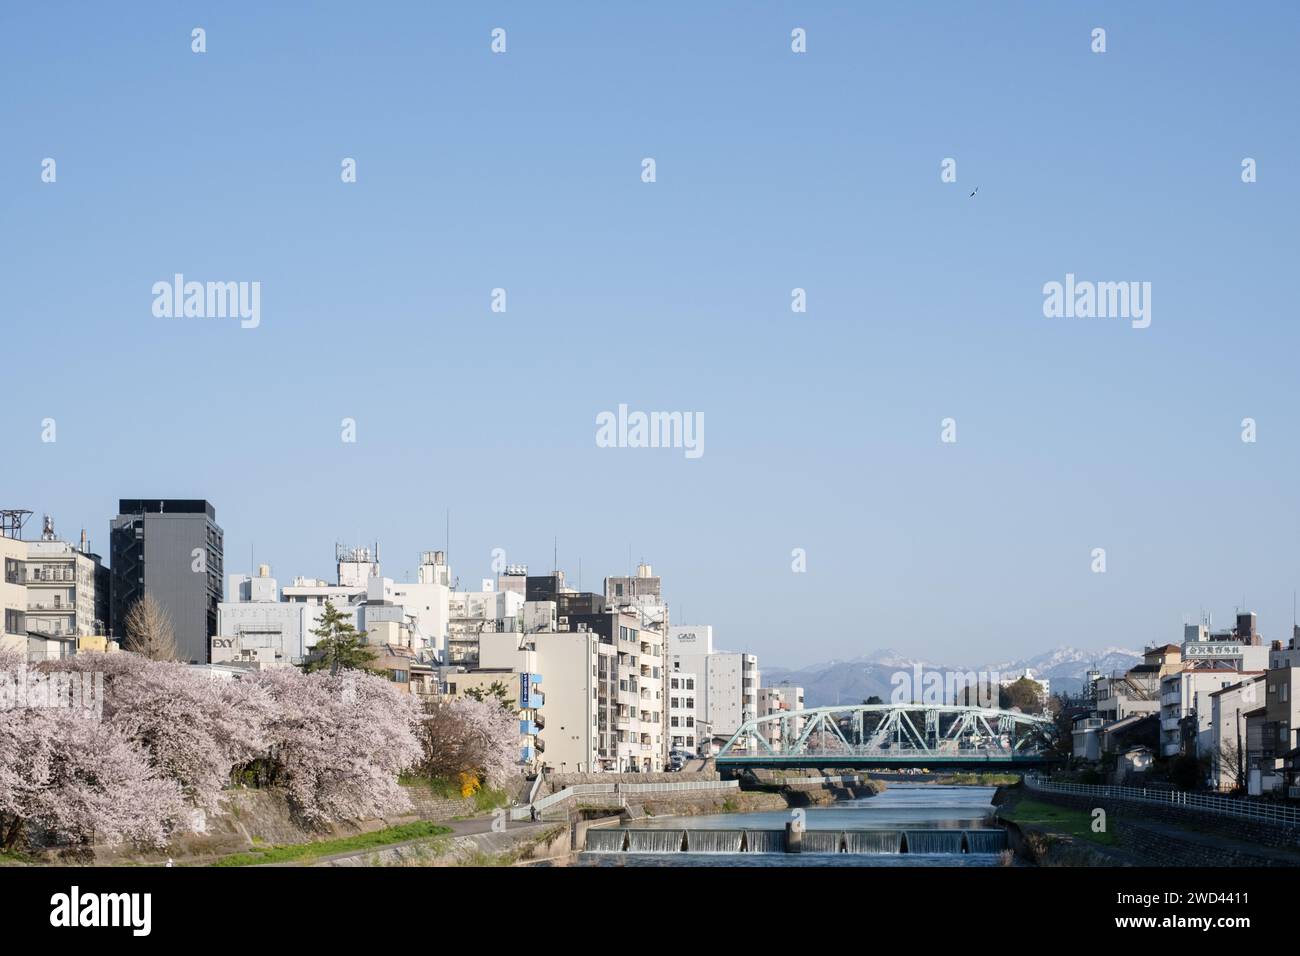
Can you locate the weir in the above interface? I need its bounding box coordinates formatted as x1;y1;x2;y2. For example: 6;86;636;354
586;826;1008;854
843;830;903;854
743;830;785;853
801;830;843;853
963;829;1008;853
684;830;744;853
903;830;965;854
584;829;628;852
624;829;686;853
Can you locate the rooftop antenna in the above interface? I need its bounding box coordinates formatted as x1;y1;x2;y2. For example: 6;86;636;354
552;536;557;576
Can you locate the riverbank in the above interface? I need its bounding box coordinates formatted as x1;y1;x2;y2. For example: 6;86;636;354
993;782;1300;867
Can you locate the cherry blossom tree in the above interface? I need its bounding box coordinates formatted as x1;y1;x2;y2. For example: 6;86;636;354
417;697;518;790
250;667;422;826
44;653;274;813
0;705;183;850
1;648;428;849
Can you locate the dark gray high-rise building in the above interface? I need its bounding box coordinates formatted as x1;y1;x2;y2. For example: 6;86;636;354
110;499;223;663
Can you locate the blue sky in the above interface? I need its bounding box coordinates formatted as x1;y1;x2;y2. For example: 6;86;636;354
3;2;1299;666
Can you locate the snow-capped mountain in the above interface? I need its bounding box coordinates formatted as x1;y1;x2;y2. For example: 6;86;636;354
762;645;1142;707
987;646;1142;696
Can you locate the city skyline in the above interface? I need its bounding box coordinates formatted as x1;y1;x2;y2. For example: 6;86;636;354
2;498;1290;671
5;3;1300;666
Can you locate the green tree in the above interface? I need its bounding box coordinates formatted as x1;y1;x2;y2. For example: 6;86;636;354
999;677;1044;714
305;600;376;675
465;680;516;712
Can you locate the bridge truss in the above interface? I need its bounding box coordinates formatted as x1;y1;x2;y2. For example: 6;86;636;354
714;703;1057;768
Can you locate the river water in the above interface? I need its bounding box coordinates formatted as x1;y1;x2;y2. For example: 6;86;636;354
578;784;1007;867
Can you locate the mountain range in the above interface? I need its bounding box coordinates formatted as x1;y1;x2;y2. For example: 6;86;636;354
760;645;1142;707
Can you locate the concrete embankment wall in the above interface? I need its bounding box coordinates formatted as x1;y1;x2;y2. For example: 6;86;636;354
633;789;788;817
323;825;572;867
1009;787;1300;867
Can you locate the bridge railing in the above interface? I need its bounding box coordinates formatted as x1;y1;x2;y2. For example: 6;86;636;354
1025;774;1300;828
718;746;1040;759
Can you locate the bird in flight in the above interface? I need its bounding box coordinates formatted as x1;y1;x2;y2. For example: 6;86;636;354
969;186;979;198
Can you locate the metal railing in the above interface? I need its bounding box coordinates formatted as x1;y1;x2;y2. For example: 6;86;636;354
1025;774;1300;827
510;779;739;821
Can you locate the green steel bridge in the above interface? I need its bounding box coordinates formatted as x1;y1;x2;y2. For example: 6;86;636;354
714;703;1059;771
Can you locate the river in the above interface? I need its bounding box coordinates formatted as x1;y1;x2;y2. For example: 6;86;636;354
578;784;1008;867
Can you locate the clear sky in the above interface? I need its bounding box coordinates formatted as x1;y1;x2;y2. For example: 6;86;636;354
3;2;1299;667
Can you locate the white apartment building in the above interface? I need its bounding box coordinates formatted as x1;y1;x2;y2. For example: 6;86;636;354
446;586;523;665
450;576;668;773
22;519;108;641
668;624;760;742
1158;615;1271;757
609;610;666;771
758;684;806;750
1;525;28;654
1209;675;1265;791
1160;668;1263;757
668;671;700;753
